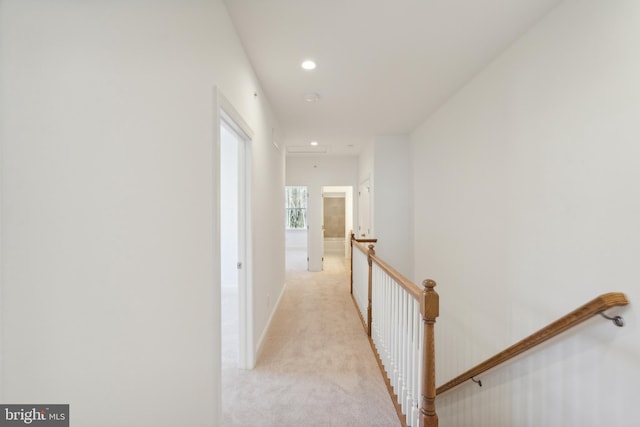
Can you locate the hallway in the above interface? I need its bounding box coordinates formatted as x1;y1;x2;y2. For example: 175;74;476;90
221;247;400;426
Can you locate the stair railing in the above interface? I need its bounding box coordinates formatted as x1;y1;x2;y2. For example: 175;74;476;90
351;235;439;427
436;292;629;395
350;233;377;334
350;234;629;427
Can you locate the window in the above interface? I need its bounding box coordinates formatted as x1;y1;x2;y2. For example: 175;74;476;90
285;186;307;229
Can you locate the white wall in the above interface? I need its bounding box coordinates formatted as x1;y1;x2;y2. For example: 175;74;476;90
0;1;285;426
411;0;639;425
356;136;413;278
358;141;375;189
246;101;286;362
286;156;358;271
358;142;374;241
372;135;413;279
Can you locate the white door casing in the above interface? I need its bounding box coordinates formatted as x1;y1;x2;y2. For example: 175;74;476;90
216;88;255;370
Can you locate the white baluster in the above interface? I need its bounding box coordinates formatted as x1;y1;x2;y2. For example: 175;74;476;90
366;263;429;427
401;289;409;418
410;299;419;426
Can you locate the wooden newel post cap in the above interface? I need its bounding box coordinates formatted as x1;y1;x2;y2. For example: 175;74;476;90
422;279;439;320
423;279;436;290
368;244;376;255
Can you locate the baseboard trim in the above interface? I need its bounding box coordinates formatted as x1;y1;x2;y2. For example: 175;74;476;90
255;282;287;362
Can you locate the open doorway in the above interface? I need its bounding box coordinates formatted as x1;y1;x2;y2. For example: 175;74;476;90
322;186;353;260
220;121;240;372
218;93;254;371
285;186;308;271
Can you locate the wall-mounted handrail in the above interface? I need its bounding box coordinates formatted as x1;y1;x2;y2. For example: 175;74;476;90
436;292;629;395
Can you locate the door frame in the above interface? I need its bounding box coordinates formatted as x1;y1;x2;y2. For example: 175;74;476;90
321;186;353;258
215;87;255;370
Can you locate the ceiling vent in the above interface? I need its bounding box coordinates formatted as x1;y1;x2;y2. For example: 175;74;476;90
286;145;328;154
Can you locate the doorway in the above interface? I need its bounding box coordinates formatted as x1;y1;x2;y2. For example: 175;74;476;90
220;121;240;372
322;186;353;259
218;94;254;371
285;186;308;271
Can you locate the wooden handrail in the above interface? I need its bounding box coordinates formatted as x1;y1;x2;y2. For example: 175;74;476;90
350;234;376;296
436;292;629;395
350;232;440;426
351;231;377;243
351;230;378;244
352;239;371;255
370;251;422;301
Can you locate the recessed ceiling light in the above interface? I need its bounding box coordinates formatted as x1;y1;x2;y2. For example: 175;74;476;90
301;60;316;70
310;141;319;146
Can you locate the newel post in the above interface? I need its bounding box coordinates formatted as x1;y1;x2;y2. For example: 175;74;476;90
420;279;439;427
350;232;355;295
366;244;375;337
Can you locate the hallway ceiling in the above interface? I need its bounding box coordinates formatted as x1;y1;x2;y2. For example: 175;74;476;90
224;0;562;156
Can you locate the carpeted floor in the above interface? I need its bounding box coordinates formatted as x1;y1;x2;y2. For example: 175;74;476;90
221;239;401;426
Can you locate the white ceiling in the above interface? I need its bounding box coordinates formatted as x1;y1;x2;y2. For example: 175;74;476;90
224;0;562;156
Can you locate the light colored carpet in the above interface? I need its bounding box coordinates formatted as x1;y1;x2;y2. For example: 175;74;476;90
221;244;401;426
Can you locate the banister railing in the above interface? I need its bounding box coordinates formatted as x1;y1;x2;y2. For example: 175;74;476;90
436;292;629;395
350;234;439;427
349;233;377;298
350;233;378;335
350;234;630;427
